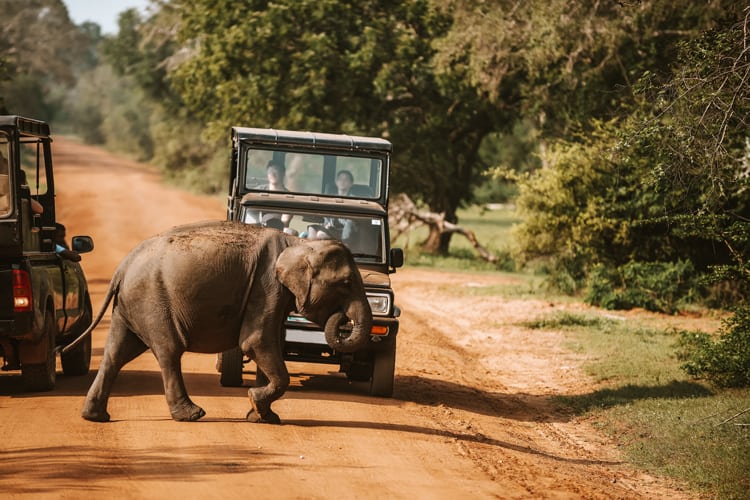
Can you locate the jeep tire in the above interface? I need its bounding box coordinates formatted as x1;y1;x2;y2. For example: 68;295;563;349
21;310;57;392
369;342;396;397
219;347;244;387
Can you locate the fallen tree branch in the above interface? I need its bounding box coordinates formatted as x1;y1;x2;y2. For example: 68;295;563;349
714;407;750;427
388;193;500;263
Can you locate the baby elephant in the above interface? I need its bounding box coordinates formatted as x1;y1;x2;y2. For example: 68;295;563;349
71;221;372;423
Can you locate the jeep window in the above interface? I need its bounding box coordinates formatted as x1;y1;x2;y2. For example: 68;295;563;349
241;207;385;263
19;139;48;196
0;134;10;217
243;147;382;199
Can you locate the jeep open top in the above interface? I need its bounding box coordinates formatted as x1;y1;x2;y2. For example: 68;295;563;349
0;116;94;391
219;127;403;396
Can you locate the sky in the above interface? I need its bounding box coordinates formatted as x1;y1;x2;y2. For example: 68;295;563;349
62;0;152;35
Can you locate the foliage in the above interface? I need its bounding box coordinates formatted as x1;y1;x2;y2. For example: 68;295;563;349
585;260;696;314
677;306;750;388
513;9;750;307
102;8;179;107
513;128;633;291
0;0;93;119
433;0;737;137
167;0;505;248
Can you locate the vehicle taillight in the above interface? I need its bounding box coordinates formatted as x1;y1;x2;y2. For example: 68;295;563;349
13;269;32;312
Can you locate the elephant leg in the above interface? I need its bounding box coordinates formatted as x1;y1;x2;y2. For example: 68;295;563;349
81;321;148;422
151;347;206;422
246;349;290;425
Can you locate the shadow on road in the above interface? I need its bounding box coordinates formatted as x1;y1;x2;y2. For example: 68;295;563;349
1;365;713;426
283;417;620;467
0;444;285;495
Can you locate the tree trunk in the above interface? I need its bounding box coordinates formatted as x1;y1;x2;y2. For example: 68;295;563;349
420;224;444;254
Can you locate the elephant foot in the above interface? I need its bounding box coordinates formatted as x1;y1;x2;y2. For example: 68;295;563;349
247;391;281;424
81;401;110;422
170;403;206;422
246;408;281;424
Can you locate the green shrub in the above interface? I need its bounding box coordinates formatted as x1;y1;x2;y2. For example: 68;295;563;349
677;306;750;387
585;260;696;313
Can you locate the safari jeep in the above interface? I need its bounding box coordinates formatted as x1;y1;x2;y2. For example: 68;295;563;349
219;127;403;396
0;116;94;391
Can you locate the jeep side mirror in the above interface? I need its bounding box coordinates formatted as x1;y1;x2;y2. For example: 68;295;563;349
72;236;94;253
390;247;404;268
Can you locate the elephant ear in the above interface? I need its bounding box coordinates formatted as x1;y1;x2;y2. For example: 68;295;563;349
276;244;314;311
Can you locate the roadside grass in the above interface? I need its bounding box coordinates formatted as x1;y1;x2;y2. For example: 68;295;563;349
399;204;750;498
521;311;750;499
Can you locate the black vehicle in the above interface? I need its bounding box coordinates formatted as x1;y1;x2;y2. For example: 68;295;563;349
219;127;403;396
0;116;94;391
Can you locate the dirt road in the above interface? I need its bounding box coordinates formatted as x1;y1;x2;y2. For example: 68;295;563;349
0;138;692;499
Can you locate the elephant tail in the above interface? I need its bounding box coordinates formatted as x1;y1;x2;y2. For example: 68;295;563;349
59;270;122;355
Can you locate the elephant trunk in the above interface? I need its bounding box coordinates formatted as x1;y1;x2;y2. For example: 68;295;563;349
324;299;373;353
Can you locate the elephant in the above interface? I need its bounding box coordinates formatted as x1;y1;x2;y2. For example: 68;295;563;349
71;220;373;424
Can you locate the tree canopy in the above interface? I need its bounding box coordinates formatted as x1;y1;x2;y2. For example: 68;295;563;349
0;0;747;305
166;0;504;251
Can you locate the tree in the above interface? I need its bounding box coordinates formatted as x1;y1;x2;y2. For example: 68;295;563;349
512;6;749;307
0;0;90;119
431;0;735;139
167;0;505;252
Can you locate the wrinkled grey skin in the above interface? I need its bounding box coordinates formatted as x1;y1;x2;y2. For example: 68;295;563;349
80;221;372;424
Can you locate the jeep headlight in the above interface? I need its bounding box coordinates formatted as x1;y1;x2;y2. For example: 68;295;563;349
367;293;391;315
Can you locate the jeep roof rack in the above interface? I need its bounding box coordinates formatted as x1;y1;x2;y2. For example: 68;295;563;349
0;115;51;138
233;127;391;152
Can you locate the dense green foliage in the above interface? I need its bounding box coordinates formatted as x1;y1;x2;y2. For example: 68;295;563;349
513;7;749;312
678;306;750;388
585;260;696;314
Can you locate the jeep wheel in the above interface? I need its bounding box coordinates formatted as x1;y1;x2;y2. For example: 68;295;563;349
61;295;92;376
219;347;244;387
22;310;57;392
346;361;373;382
369;343;396;397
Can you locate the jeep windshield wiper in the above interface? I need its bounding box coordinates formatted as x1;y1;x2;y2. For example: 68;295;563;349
350;253;380;260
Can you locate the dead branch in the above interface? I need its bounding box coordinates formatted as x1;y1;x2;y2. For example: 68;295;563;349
714;407;750;427
388;193;500;263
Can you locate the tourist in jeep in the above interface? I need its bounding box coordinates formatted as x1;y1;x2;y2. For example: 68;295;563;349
55;223;81;262
257;160;293;228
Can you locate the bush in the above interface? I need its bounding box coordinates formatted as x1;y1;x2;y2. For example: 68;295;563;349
585;260;696;313
677;306;750;387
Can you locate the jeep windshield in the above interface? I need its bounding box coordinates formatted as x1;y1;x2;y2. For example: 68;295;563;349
232;127;392;207
0;132;10;217
243;147;383;200
239;204;386;264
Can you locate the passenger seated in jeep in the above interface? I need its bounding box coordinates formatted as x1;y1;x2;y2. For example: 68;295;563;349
54;223;81;262
256;160;292;228
325;170;374;198
19;170;43;215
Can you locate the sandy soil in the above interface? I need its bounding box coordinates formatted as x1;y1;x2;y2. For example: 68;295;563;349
0;137;700;499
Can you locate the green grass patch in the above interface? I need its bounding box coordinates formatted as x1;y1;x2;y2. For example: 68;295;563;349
524;311;750;498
